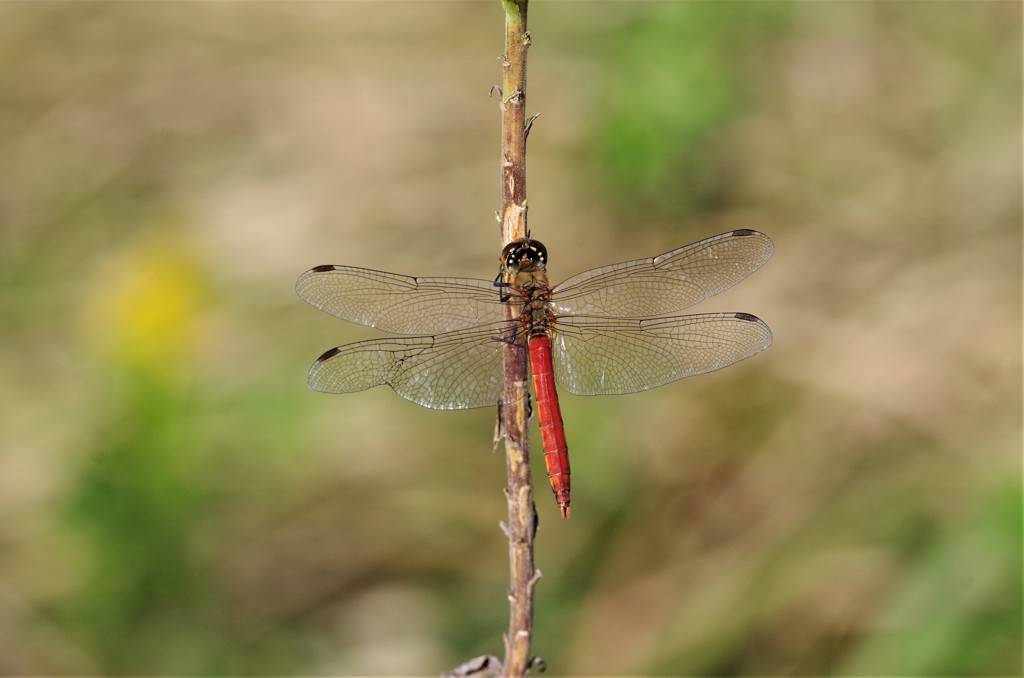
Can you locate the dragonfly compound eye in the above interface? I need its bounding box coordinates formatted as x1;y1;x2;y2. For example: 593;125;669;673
502;239;548;271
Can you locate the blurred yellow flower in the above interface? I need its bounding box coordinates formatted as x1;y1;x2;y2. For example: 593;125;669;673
83;235;208;377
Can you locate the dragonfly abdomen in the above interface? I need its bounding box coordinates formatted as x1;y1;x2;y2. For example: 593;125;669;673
528;333;571;518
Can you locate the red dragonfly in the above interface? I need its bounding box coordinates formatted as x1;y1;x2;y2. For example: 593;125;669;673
297;229;773;517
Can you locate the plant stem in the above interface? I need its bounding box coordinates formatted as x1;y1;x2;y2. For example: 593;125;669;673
498;2;538;677
445;4;536;676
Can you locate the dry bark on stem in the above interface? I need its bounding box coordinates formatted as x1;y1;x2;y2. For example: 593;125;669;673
498;1;540;677
445;3;538;676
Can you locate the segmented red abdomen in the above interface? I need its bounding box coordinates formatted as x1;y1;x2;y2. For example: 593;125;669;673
528;333;571;518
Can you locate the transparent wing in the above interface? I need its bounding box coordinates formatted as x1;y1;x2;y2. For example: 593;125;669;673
551;229;773;318
307;321;518;410
551;313;772;396
296;265;505;335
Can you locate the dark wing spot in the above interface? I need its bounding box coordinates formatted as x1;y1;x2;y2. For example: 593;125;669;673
316;346;343;362
311;264;336;273
734;312;760;322
732;229;757;237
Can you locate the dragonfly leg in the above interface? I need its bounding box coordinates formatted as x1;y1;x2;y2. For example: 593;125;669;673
492;271;514;302
492;324;522;345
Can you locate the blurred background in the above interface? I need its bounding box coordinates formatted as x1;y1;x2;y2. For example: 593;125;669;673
0;1;1020;675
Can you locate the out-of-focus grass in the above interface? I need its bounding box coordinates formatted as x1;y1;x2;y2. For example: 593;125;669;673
0;1;1019;675
588;2;791;218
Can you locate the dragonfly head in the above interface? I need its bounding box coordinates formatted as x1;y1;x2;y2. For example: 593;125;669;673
501;239;548;275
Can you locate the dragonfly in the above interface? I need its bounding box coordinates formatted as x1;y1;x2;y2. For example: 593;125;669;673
297;229;773;518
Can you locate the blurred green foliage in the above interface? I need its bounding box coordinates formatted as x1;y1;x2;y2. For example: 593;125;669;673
590;2;790;218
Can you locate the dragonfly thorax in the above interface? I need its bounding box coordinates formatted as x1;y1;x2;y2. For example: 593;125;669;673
512;283;556;338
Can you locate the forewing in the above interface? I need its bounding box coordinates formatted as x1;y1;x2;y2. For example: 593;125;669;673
551;229;773;318
307;322;516;410
296;265;505;334
552;313;772;396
